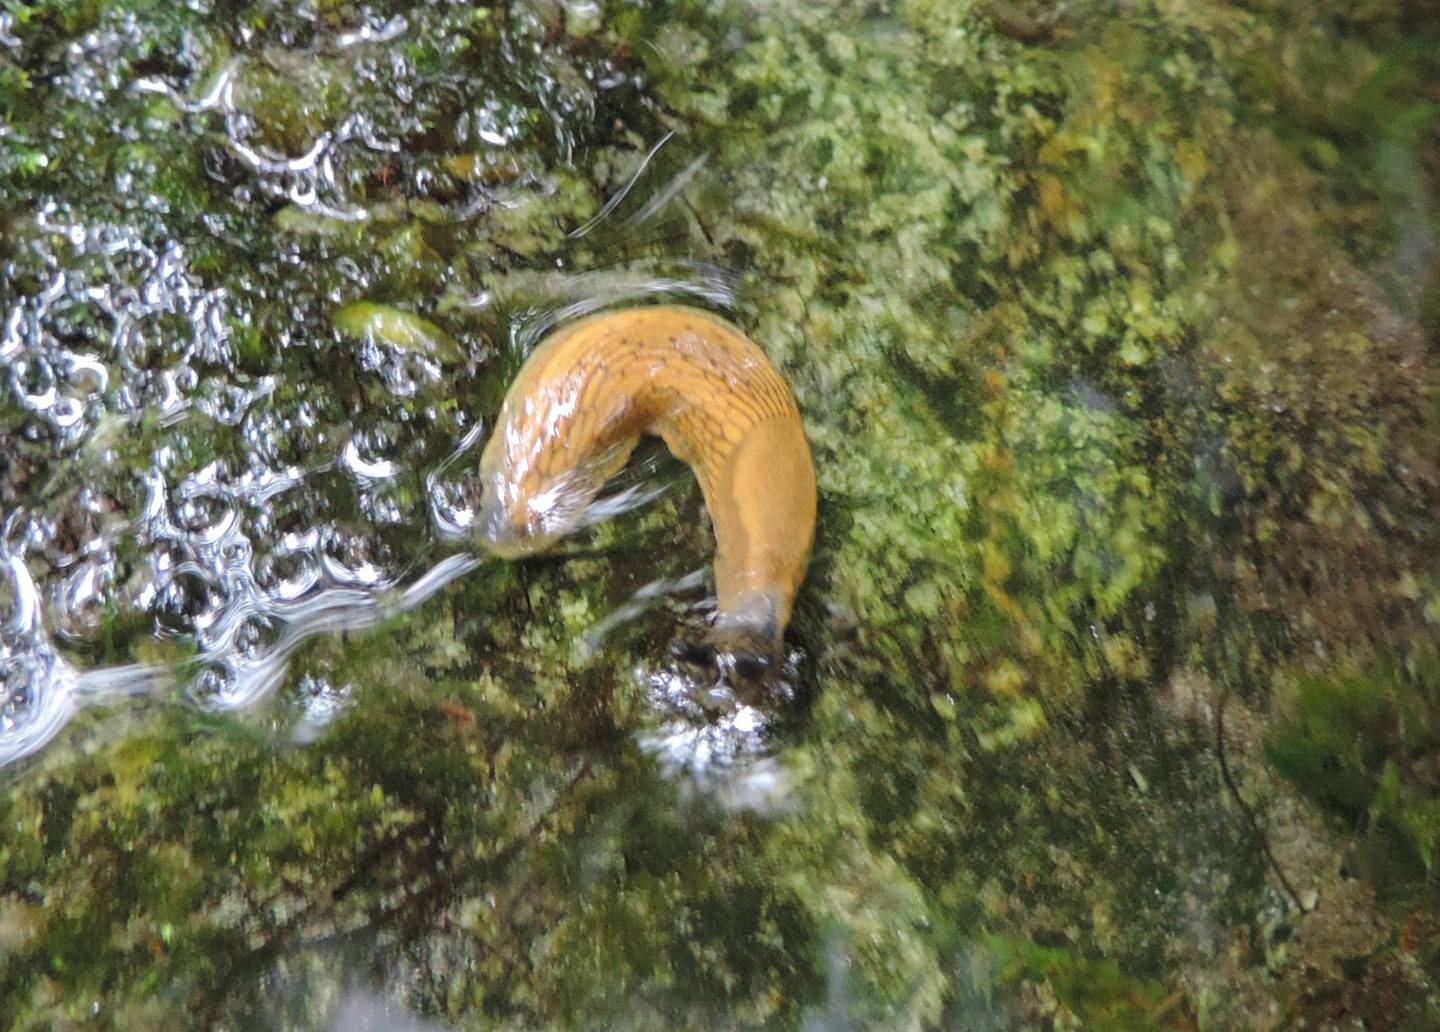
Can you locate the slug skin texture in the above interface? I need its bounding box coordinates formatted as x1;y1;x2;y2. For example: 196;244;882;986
477;305;816;648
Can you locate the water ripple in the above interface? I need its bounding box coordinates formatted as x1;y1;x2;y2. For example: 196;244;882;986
1;27;731;768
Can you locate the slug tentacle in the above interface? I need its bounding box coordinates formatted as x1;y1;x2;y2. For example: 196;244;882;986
477;305;817;646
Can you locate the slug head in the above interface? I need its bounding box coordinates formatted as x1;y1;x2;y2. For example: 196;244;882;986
474;465;573;558
473;404;597;558
474;379;638;559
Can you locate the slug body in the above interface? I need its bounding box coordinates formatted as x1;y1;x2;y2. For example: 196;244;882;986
477;305;816;642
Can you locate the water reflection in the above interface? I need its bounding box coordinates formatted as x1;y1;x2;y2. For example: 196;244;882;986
1;545;165;764
1;95;750;772
640;657;801;816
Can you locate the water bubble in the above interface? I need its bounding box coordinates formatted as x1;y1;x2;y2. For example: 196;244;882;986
191;659;240;707
0;4;726;768
153;569;216;633
341;433;399;483
173;494;236;539
11;355;57;408
53;559;113;639
289;673;353;745
0;661;34;731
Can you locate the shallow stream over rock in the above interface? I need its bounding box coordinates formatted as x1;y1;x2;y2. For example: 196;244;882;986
2;1;1438;1028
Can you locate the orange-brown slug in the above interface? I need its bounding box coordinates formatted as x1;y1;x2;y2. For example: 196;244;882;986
476;305;816;649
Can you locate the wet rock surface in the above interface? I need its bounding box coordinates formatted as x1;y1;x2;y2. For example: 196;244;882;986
1;0;1438;1028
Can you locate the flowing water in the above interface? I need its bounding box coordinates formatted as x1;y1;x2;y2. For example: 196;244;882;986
1;1;1439;1028
0;3;739;765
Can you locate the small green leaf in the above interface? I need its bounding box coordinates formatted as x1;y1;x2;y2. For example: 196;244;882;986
333;302;463;363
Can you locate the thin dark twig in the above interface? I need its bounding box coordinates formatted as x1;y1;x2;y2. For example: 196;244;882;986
1215;682;1312;914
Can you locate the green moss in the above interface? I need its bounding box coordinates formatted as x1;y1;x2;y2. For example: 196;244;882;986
984;934;1180;1031
2;0;1439;1027
1268;654;1440;881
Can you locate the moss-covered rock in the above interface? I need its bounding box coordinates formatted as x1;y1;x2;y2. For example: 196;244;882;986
1;0;1438;1028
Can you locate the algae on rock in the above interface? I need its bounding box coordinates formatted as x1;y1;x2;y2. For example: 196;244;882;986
2;0;1439;1028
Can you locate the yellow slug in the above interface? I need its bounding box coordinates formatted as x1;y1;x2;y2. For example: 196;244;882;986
476;305;816;648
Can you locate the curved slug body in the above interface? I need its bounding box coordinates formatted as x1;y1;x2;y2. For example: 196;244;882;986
477;305;816;641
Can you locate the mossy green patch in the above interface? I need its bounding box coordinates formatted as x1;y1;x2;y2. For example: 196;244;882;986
2;0;1439;1027
1268;654;1440;883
